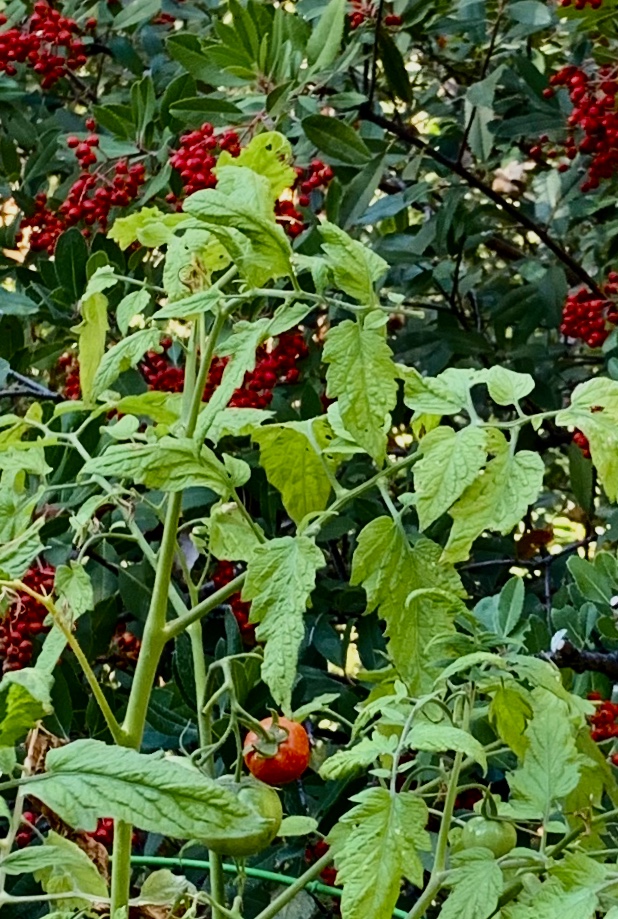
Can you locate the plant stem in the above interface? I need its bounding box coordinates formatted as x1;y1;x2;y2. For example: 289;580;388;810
164;574;246;640
433;751;463;875
109;284;234;914
110;820;134;912
403;874;446;919
251;851;335;919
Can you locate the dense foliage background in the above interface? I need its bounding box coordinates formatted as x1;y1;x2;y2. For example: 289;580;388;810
2;0;618;917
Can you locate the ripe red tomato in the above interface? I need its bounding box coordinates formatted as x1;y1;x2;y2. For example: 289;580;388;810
244;717;310;785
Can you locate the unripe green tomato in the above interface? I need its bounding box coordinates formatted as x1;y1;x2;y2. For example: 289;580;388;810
460;817;517;857
204;776;283;858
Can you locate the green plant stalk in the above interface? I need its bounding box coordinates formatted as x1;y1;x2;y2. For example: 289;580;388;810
250;850;335;919
187;587;226;919
403;874;446;919
109;290;233;914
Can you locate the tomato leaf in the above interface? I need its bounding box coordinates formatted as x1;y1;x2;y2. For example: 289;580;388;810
243;536;325;712
328;788;430;918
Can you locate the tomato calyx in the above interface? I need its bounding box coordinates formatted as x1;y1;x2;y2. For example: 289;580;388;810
242;712;290;760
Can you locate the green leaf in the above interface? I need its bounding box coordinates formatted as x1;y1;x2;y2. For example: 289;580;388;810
443;435;545;563
32;831;107;909
567;555;613;606
407;723;487;772
351;517;465;692
206;406;273;443
414;426;488;530
208;500;264;562
303;115;372;165
399;366;469;415
154;289;221;321
0;668;53;747
55;562;93;618
378;29;412;103
329;788;430;919
109;207;188;250
91;328;161;399
556;378;618;501
0;289;39;317
81;438;248;496
252;418;337;524
83;265;119;299
163;229;231;301
140;869;196;903
242;536;325;712
113;0;161;29
508;703;585;818
489;685;533;759
318;222;387;304
168;96;244;126
501;879;597;919
114;391;183;425
482;366;535;406
0;518;44;579
508;0;553;28
184;166;293;286
55;228;88;301
476;576;526;639
38;561;93;675
307;0;346;70
73;292;109;404
117;289;151;336
31;739;267;840
439;850;503;919
217;131;296;200
320;733;398;781
323;320;398;463
278;815;319;837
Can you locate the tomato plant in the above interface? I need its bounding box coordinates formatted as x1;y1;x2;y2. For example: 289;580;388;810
1;0;618;918
243;717;311;786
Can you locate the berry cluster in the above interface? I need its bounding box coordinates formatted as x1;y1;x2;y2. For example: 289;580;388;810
168;124;241;200
88;817;114;848
212;561;255;644
141;331;309;409
205;331;309;409
573;430;591;458
19;119;146;254
57;351;81;400
546;64;618;190
275;160;334;238
305;840;338;887
560;275;618;347
558;0;603;7
16;811;38;848
140;338;184;393
588;693;618;742
0;562;55;673
111;625;141;668
348;0;402;28
0;2;92;87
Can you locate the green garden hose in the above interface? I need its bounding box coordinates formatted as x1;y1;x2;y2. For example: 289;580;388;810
130;855;410;918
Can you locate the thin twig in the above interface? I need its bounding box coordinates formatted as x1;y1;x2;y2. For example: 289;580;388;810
359;105;605;297
367;0;386;108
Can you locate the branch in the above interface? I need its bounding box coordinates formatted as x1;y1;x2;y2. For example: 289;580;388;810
461;538;594;572
548;641;618;680
359;105;605;298
5;370;61;401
